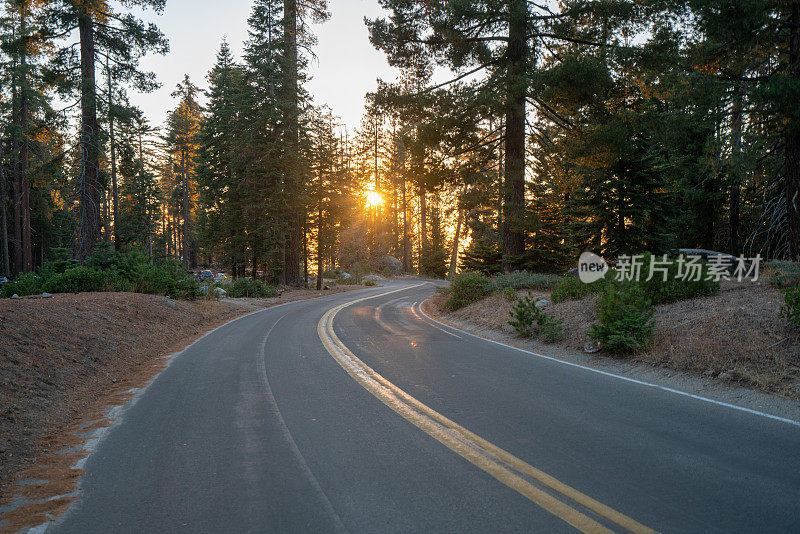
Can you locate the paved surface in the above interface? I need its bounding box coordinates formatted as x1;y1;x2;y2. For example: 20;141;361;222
49;280;800;533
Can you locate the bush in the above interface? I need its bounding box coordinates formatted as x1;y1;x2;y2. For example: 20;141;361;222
508;294;563;342
364;279;377;287
2;247;201;300
769;261;800;288
502;287;518;301
637;254;719;305
217;278;278;298
445;271;493;311
589;282;654;353
781;282;800;325
494;271;562;291
551;276;605;303
42;266;132;294
350;261;370;284
0;272;42;297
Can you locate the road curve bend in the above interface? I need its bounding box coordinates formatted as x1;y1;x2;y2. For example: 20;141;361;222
48;280;800;533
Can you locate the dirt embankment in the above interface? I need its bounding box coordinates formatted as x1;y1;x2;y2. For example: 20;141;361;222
425;282;800;402
0;285;361;494
0;284;364;532
0;293;254;493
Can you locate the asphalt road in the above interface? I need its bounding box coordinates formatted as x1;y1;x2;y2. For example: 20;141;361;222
49;280;800;533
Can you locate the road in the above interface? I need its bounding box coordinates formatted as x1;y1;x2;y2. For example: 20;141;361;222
50;280;800;533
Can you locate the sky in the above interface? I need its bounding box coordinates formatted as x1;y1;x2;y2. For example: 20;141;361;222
132;0;400;133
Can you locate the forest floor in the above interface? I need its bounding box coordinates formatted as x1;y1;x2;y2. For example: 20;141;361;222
424;281;800;403
0;284;361;502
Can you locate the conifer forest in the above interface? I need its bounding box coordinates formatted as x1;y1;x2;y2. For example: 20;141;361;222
1;0;799;285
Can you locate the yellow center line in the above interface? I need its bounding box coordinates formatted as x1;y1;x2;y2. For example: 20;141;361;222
317;285;657;534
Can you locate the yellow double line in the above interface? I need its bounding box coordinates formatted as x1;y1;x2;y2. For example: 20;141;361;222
317;286;656;534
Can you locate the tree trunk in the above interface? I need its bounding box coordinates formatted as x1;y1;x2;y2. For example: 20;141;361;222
317;193;323;290
0;147;10;278
402;170;410;272
303;216;309;287
449;207;463;278
420;188;427;249
107;61;119;249
77;9;102;261
181;148;189;268
787;1;800;259
19;29;31;273
10;11;32;274
729;87;743;256
283;0;302;286
502;0;528;272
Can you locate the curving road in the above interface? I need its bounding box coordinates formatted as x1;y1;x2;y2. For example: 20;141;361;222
49;280;800;533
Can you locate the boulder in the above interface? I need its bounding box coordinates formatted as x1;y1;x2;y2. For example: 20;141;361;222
213;287;227;298
675;249;739;272
41;292;53;298
376;254;403;275
363;274;385;282
583;340;600;353
340;272;352;280
11;294;20;299
535;298;551;309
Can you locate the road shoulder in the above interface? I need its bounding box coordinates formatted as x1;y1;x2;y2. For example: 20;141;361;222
421;294;800;426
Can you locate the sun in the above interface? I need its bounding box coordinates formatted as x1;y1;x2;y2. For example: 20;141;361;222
365;190;383;208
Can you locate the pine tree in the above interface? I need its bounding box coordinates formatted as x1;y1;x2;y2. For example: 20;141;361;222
197;41;248;276
164;75;202;268
41;0;167;260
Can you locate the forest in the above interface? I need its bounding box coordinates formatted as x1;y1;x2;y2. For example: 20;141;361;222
0;0;798;288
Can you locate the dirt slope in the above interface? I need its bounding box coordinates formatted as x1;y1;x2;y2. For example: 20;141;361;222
0;292;252;494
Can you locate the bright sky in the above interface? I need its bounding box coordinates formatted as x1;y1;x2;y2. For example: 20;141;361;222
132;0;399;133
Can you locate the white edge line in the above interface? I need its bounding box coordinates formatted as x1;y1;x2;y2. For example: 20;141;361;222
416;300;800;428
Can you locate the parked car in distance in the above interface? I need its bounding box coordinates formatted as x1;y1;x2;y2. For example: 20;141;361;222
198;270;214;282
0;277;8;286
213;273;229;282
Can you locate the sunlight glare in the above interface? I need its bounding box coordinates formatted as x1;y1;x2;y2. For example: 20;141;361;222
365;190;383;208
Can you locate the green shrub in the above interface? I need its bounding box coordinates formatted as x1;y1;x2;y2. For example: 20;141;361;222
1;248;202;299
0;272;42;297
636;254;719;305
43;267;104;293
494;271;562;291
381;267;394;279
769;261;800;288
217;278;278;298
508;294;563;342
41;266;133;294
589;282;654;353
551;276;604;303
445;271;493;310
509;294;537;337
502;287;518;301
364;279;377;287
781;282;800;325
351;261;370;284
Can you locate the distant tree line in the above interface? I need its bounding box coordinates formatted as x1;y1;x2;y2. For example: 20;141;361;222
2;0;799;284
